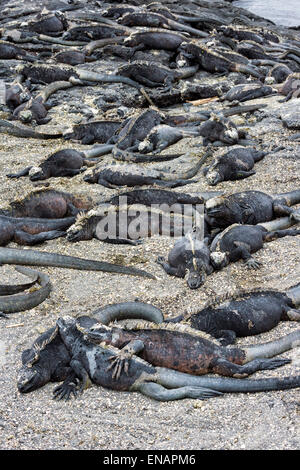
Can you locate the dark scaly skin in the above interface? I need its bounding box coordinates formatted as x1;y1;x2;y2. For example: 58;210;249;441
124;29;187;51
205;190;300;230
209;223;300;271
117;61;198;88
0;41;37;61
83;162;199;189
105;188;219;207
66;203;199;244
85;319;299;379
6;149;95;181
4;189;93;219
179;42;262;78
156;227;213;290
203;148;266;185
0;267;51;317
19;64;145;94
0;267;37;295
62;25;125;42
64;121;121;145
87;323;247;376
112;109;163;151
188;288;300;345
0;215;75;246
0;119;62;140
18;317;300;401
17;316;95;394
0;247;156;279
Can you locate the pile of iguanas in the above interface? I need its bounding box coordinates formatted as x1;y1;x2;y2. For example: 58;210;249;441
0;0;299;402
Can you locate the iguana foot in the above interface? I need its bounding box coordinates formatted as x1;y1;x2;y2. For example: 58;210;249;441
245;258;262;270
107;349;132;380
156;256;166;266
53;380;79;400
290;209;300;222
0;312;9;319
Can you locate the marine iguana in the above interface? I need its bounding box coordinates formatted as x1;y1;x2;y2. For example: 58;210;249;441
109;108;163;152
234;41;280;61
137;125;200;153
218;25;280;45
17;315;96;393
0;266;51;318
203;147;267;185
26;10;68;35
82;158;204;189
0;214;75;246
175;284;300;345
11;81;73;125
62;24;126;42
63;120;122;145
205;190;300;230
275;73;300;101
105;188;222;207
178;42;262;79
124;29;188;51
0;247;155;279
156;226;213;289
267;64;292;84
118;11;208;37
197;114;242;146
0;41;37;62
52;50;97;66
19;315;300;401
6;148;97;181
0;119;63;140
117;61;199;89
221;83;274;103
17;64;149;99
85;316;299;379
5;82;31;111
66;202;200;244
17;315;220;401
0;188;93;219
209;219;300;271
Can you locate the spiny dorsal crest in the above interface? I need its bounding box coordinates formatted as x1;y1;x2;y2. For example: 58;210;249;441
27;325;59;367
110;319;221;345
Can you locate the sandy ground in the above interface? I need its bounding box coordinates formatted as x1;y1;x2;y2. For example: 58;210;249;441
0;0;299;451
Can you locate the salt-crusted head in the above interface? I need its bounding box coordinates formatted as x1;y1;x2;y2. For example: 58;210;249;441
29;166;45;181
210;251;228;269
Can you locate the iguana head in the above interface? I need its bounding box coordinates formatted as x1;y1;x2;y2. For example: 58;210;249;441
185;257;208;289
210;251;228;269
29;166;46;181
85;324;113;343
205;160;223;186
17;355;51;393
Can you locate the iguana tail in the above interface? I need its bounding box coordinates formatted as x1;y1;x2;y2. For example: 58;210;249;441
0;247;156;279
243;330;300;362
157;367;300;393
275;190;300;206
92;301;164;324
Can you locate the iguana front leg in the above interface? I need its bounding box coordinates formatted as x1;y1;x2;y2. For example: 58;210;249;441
232;241;262;269
52;358;92;399
52;370;80;400
156;256;186;278
107;339;144;380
